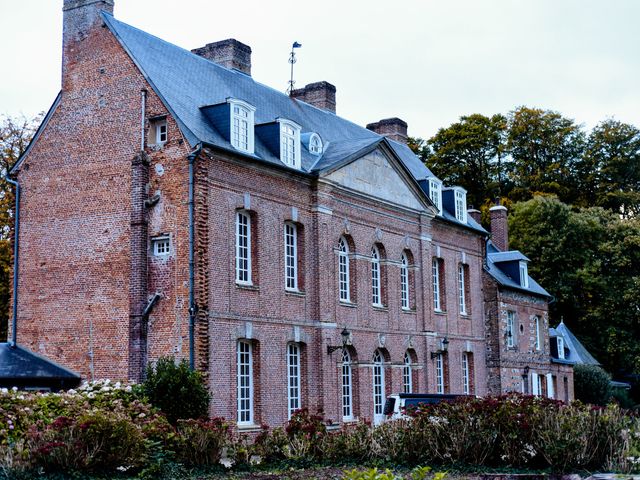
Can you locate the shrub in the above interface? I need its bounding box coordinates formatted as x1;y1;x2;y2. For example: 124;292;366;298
142;357;210;425
574;364;612;406
175;418;230;466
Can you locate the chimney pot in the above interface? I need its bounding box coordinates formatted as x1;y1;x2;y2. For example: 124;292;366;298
489;205;509;251
191;39;252;76
366;117;408;145
291;81;337;113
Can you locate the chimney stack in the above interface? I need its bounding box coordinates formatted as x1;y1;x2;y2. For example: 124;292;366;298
366;118;408;145
62;0;114;89
489;205;509;251
290;81;337;114
467;208;482;224
191;39;252;76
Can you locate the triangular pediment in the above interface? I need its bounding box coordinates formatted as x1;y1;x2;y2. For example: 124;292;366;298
322;148;428;211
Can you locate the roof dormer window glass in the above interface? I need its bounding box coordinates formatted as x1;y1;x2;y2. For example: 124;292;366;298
309;133;323;155
454;189;467;223
279;120;301;169
229;100;255;154
429;179;442;214
557;336;565;359
519;261;529;288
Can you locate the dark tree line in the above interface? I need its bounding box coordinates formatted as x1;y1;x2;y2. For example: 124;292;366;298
411;107;640;377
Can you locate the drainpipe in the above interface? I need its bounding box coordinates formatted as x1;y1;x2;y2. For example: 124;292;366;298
188;143;202;370
6;176;20;348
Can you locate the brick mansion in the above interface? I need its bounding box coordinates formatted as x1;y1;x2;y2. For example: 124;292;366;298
4;0;573;428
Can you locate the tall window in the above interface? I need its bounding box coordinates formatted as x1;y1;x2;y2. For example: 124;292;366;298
284;223;298;291
279;120;301;168
557;336;565;359
435;353;445;394
235;211;251;284
462;352;471;394
287;343;301;418
519;261;529;288
458;264;467;314
429;178;442;214
432;258;442;311
506;311;516;348
237;340;253;425
534;316;541;351
454;189;467;223
371;246;381;306
403;351;413;394
341;349;353;421
372;350;385;424
338;237;350;302
400;253;410;310
230;101;255;153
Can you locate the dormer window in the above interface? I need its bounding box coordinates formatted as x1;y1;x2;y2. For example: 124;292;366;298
229;99;255;154
519;261;529;288
454;188;467;223
149;117;167;146
557;336;565;359
429;178;442;214
278;119;301;169
309;133;323;155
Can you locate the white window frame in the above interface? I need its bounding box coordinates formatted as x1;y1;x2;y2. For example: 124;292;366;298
546;373;555;399
287;343;302;418
341;349;353;421
435;353;444;394
229;99;255;154
458;263;467;315
152;118;167;145
462;352;470;395
278;119;302;169
535;316;542;351
429;178;442;215
401;253;410;310
284;222;298;291
557;336;565;359
372;350;385;424
237;340;254;425
309;133;323;155
403;351;413;394
371;246;382;307
338;237;350;302
152;235;171;256
235;211;252;285
454;188;467;223
506;311;516;348
519;261;529;288
432;258;441;312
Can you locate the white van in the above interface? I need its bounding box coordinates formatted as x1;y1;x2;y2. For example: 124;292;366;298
383;393;468;420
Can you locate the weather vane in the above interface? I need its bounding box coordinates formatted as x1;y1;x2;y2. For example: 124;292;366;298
287;41;302;95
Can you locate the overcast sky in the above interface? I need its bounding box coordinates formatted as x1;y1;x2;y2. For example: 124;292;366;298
1;0;639;139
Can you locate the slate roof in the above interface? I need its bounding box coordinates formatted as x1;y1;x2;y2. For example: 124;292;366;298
550;322;600;366
485;241;550;298
0;343;81;388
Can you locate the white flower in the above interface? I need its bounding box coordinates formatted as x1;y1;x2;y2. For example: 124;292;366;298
67;389;77;395
1;388;8;394
250;455;262;465
116;465;131;472
12;387;17;392
219;457;234;469
114;382;121;389
125;385;132;392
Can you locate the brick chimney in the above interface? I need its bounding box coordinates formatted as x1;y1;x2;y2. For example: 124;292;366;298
191;39;252;75
62;0;114;89
467;208;481;224
366;118;408;145
290;81;337;114
489;205;509;251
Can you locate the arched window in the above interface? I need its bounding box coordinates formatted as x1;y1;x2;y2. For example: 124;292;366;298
403;351;413;393
341;349;353;421
372;350;385;424
237;340;253;425
235;211;251;284
229;99;255;154
338;237;350;302
287;343;302;418
309;133;323;155
400;253;410;310
371;246;381;306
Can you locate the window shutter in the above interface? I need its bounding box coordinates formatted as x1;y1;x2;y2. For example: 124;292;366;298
546;373;554;399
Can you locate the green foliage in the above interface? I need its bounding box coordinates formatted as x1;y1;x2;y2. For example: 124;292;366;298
574;364;613;406
142;357;210;425
174;418;229;466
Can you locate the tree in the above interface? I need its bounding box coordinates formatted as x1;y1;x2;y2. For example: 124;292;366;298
0;114;41;341
506;107;585;204
424;114;508;209
573;364;612;406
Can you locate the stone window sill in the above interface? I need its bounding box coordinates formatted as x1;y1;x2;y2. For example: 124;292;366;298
339;301;358;308
285;289;305;298
236;282;259;292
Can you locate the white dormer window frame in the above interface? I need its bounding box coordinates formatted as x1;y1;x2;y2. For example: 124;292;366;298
557;336;565;359
228;99;256;154
277;118;302;169
454;187;467;223
519;261;529;288
309;133;323;155
429;178;443;215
